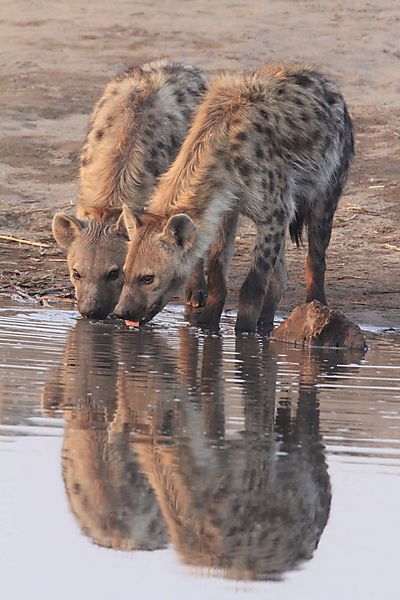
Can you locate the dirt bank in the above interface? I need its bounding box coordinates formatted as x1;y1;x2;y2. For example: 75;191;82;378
0;0;399;328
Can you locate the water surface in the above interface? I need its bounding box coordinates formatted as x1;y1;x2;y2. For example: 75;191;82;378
1;300;399;600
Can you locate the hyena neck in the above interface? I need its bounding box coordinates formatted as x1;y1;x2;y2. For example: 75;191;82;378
78;146;152;219
149;89;240;261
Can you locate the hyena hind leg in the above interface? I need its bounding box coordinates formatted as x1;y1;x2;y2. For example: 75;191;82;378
185;258;208;308
236;224;287;334
191;209;239;331
306;180;345;305
257;239;287;335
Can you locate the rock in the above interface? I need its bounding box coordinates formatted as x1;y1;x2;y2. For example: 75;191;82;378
270;300;367;351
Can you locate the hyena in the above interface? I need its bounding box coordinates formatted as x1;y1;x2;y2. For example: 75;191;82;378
52;59;207;319
114;64;354;333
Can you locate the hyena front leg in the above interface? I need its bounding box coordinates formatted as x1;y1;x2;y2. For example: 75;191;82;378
257;239;287;335
193;209;239;330
185;258;207;308
236;224;286;334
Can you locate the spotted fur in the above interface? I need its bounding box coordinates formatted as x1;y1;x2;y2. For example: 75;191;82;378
78;59;207;219
52;59;207;319
116;64;354;333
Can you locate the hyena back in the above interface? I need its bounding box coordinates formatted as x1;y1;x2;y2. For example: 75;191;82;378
52;60;207;319
115;64;354;333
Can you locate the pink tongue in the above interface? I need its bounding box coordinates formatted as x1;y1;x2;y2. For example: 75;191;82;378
125;320;140;327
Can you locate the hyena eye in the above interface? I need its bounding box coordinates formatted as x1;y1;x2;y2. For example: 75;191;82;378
138;274;154;285
72;269;81;280
106;268;120;281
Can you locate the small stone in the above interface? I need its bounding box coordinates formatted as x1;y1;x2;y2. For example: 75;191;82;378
270;300;367;351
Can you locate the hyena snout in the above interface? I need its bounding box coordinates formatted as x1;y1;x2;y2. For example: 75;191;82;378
113;303;146;322
78;296;112;320
77;279;123;320
113;306;145;321
113;291;147;322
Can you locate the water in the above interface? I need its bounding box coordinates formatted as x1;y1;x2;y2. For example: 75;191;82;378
0;300;399;600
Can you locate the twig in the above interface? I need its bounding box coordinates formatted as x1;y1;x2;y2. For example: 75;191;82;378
384;243;400;252
335;214;357;225
39;295;74;304
344;205;382;217
0;235;50;248
10;285;38;301
367;289;400;295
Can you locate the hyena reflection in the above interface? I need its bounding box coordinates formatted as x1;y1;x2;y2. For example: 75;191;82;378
131;333;333;580
42;319;348;578
42;320;167;551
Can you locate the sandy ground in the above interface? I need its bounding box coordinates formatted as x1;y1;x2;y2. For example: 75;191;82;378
0;0;399;329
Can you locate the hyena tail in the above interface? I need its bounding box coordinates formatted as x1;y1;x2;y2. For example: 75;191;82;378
289;205;307;247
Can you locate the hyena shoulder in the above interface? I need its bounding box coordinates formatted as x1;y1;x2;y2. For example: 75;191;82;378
78;60;207;218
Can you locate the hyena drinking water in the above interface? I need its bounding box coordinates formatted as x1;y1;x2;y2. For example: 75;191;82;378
114;64;354;333
52;59;207;319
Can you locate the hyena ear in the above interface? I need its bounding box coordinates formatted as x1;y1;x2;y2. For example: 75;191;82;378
52;213;84;250
160;214;197;251
102;207;123;223
114;210;130;240
119;204;143;240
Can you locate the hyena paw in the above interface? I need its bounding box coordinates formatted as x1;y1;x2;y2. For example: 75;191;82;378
184;287;207;308
256;318;275;336
235;316;257;335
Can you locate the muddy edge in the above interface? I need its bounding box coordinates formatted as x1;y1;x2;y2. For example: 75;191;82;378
0;1;399;328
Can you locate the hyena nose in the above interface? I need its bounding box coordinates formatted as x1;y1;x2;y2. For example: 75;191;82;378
81;308;108;319
79;299;107;320
112;308;129;320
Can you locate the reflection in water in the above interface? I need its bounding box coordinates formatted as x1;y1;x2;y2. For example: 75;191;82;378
42;322;168;552
42;320;363;580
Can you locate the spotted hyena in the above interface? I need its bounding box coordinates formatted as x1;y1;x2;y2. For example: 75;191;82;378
114;64;354;333
52;59;207;319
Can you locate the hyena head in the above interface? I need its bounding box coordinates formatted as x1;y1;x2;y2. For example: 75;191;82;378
52;210;129;319
113;205;198;323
